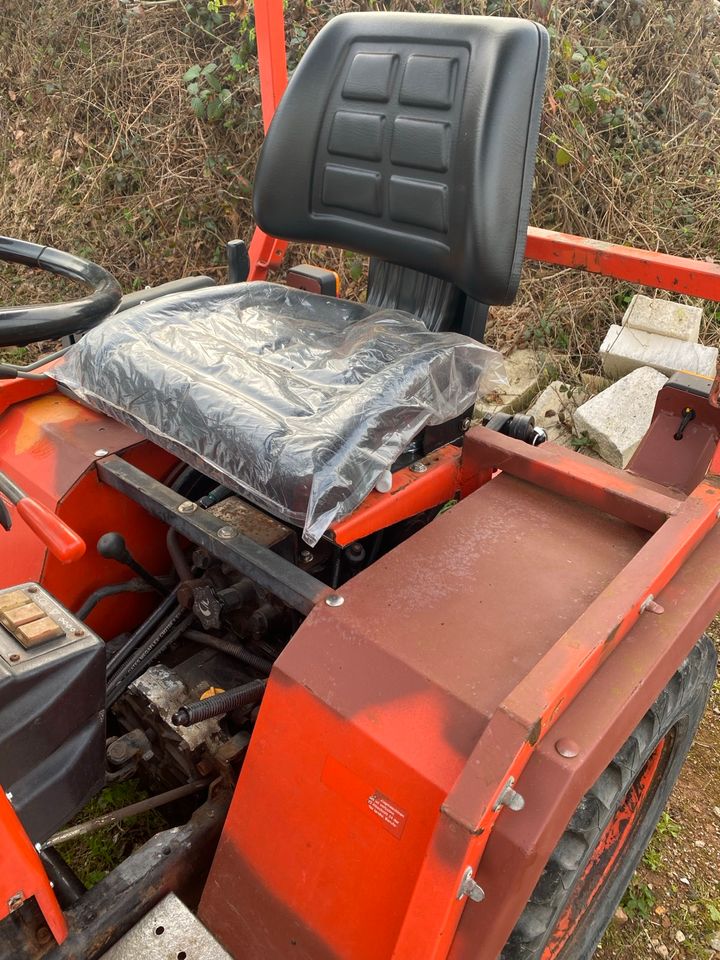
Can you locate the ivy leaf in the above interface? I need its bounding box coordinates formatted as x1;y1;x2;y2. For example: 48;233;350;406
183;65;202;82
555;146;572;166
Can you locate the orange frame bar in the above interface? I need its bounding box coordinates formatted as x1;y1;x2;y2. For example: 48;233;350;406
248;0;289;281
526;227;720;302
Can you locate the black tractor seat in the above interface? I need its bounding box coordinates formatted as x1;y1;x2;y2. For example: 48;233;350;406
54;281;500;545
53;12;549;544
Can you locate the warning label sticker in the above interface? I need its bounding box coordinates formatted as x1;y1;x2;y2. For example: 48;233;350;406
367;792;408;839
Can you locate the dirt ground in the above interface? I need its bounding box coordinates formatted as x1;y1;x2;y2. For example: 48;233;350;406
599;624;720;960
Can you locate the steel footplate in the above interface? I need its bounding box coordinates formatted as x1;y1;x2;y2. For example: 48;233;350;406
100;893;231;960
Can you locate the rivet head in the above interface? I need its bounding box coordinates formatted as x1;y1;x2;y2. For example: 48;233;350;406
325;594;344;607
555;738;580;758
178;501;197;514
94;448;109;457
217;525;237;540
9;654;20;663
410;462;428;474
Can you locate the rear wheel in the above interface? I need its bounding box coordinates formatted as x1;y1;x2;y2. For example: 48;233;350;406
501;634;717;960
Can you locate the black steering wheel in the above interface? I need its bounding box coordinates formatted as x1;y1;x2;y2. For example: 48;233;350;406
0;236;122;347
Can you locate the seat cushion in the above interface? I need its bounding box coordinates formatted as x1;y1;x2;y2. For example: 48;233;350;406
53;282;503;545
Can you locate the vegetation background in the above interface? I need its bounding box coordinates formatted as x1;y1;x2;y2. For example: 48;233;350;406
0;0;719;956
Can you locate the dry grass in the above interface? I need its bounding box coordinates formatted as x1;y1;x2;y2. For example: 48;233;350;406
1;0;718;371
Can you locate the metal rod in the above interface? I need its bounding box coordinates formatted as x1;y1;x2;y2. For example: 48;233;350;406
105;587;179;678
44;780;209;848
184;630;274;674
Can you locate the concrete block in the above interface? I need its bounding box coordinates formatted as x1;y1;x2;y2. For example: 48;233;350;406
573;366;668;468
477;349;553;416
525;380;588;444
623;294;702;343
600;324;717;380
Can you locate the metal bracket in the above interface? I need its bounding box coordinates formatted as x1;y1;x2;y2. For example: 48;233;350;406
97;457;328;615
456;867;485;903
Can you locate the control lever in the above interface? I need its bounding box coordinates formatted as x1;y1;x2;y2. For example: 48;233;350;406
0;471;86;563
673;406;696;441
97;532;167;594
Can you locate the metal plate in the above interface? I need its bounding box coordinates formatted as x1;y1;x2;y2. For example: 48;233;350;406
100;893;231;960
0;582;95;665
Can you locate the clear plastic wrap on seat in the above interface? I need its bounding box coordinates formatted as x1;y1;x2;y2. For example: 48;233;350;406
53;282;505;545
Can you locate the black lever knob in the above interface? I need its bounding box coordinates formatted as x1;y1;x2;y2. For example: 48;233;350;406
97;532;133;564
97;532;167;594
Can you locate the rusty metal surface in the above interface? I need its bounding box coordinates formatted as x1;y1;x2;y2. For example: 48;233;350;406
464;426;684;531
390;475;720;960
208;496;292;549
41;789;231;960
452;517;720;958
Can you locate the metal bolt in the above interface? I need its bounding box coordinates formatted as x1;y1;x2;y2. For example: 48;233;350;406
325;594;344;607
300;550;314;564
493;777;525;813
107;740;130;765
94;448;109;457
178;501;197;514
555;738;580;759
410;462;428;474
217;525;237;540
27;586;37;594
456;867;485;903
73;628;84;637
461;417;472;432
7;892;23;912
9;654;20;663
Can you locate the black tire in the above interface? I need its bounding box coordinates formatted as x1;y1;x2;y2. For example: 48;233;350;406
501;633;717;960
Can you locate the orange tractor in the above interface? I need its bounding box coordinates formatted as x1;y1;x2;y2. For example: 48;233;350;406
1;5;719;959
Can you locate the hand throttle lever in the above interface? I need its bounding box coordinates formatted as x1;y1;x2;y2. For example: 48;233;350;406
0;470;86;564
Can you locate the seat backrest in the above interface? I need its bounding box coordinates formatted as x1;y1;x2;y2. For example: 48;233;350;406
253;12;549;307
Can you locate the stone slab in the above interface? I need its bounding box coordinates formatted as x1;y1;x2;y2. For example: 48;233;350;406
477;348;553;416
525;380;588;444
573;366;668;468
623;294;702;343
600;324;717;380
